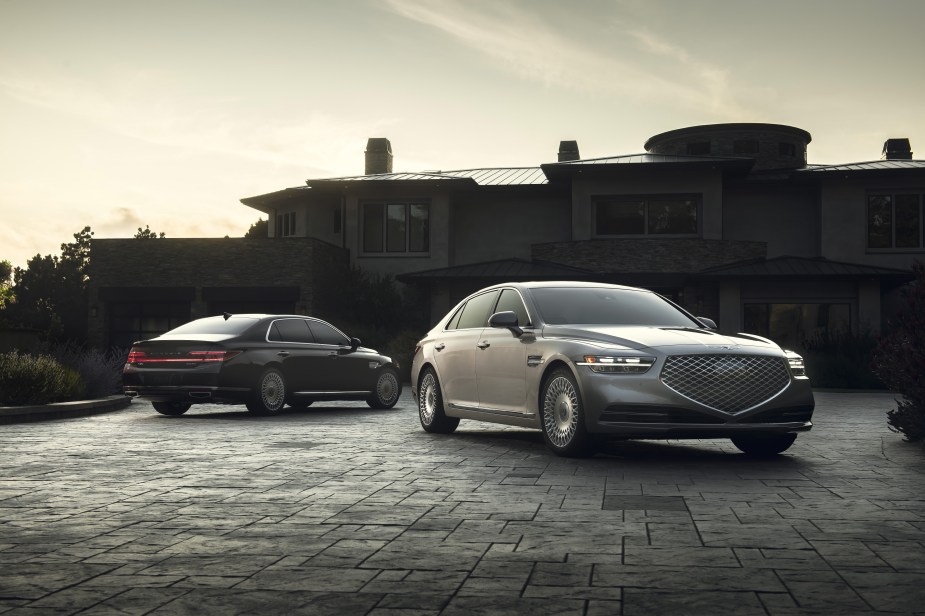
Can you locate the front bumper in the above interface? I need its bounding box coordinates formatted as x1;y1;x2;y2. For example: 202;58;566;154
576;366;815;438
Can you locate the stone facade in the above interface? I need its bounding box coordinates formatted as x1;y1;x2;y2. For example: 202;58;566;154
88;238;347;347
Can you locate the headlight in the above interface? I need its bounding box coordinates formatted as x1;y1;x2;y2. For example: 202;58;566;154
579;356;656;374
785;352;806;376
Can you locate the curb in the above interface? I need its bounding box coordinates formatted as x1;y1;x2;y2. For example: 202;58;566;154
0;395;132;425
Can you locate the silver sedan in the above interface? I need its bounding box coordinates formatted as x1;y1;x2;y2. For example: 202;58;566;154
410;281;815;457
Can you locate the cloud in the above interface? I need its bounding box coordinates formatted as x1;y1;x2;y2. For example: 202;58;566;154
0;68;391;178
383;0;746;118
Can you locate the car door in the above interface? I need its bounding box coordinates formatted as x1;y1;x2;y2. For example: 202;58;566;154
475;288;530;413
306;319;369;392
433;290;499;409
267;318;325;392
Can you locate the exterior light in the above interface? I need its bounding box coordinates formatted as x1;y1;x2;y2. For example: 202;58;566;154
579;356;656;374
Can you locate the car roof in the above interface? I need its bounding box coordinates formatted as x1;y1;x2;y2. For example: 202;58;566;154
477;281;652;293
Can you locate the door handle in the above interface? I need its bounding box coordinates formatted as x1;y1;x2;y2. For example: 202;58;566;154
477;341;490;349
277;351;290;357
435;343;445;351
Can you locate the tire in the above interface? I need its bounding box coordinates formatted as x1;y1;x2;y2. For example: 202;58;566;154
368;368;401;409
246;368;287;415
731;433;797;456
540;368;593;457
288;400;313;410
152;401;191;416
417;368;459;433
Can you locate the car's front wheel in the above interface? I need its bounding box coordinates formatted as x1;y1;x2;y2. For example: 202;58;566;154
731;433;797;456
152;401;191;416
541;368;593;457
368;368;401;409
246;368;286;415
418;368;459;433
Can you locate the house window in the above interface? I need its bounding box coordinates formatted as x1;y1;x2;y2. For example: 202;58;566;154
362;202;429;254
868;193;923;249
594;195;699;237
686;141;711;155
733;139;759;154
744;303;850;350
276;211;296;237
779;142;796;156
333;206;342;234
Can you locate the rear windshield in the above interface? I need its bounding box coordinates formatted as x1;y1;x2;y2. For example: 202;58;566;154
531;287;700;327
165;316;259;336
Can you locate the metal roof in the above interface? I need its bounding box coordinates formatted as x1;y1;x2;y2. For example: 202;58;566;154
700;256;911;278
397;258;593;281
307;167;547;187
797;160;925;173
546;153;753;166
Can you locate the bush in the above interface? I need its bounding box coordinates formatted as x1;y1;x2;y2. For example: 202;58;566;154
0;351;84;406
384;329;427;383
872;261;925;441
49;342;126;399
800;328;885;389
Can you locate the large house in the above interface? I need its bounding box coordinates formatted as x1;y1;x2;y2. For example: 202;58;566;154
88;123;920;349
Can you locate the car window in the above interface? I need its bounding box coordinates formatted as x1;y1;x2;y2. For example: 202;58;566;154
308;320;350;346
495;289;531;326
455;290;500;330
444;305;464;330
532;287;700;326
271;319;315;343
167;316;258;336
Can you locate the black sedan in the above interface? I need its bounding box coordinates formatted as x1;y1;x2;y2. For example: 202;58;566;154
123;314;401;416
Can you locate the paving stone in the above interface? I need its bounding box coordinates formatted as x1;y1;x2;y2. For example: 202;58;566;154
0;391;923;614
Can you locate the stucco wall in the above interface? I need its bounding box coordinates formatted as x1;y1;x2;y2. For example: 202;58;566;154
723;183;819;258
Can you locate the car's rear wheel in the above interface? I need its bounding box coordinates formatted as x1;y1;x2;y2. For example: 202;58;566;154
152;401;191;416
246;368;286;415
731;433;797;456
541;368;593;457
368;368;401;409
418;368;459;433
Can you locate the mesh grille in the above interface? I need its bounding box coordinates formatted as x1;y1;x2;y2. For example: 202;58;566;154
660;355;791;414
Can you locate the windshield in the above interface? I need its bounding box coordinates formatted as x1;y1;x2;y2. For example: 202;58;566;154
531;287;701;327
165;316;259;336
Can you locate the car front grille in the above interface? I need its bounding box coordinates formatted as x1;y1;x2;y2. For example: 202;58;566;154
660;354;791;414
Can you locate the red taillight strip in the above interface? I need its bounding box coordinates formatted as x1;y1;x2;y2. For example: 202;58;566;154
127;350;242;364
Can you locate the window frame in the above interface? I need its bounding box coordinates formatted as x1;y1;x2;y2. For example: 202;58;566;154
360;200;430;256
866;191;925;251
275;211;297;238
592;193;701;238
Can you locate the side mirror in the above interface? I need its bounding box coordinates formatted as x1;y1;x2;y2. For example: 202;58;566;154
697;317;718;330
350;337;361;351
488;311;523;337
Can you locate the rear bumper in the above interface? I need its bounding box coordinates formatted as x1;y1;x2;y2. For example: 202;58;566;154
123;385;251;404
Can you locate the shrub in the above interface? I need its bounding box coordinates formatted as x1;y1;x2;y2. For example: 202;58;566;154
49;342;127;399
872;261;925;441
384;329;426;383
0;351;84;406
800;328;885;390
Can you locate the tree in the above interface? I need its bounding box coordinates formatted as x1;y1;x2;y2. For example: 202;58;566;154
3;227;93;342
244;218;268;238
872;261;925;441
135;225;165;239
0;260;13;311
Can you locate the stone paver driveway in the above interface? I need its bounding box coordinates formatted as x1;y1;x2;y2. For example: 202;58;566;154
1;391;924;615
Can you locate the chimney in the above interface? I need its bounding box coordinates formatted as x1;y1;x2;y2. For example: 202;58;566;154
365;138;393;174
558;140;580;162
882;138;912;160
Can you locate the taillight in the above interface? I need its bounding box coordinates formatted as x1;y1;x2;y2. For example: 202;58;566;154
126;348;242;365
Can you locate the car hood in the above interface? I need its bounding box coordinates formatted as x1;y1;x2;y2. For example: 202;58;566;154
541;325;781;352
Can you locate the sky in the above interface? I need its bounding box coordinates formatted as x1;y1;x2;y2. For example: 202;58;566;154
1;0;924;270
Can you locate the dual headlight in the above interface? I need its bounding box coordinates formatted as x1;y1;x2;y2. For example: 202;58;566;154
785;352;806;377
580;356;656;374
